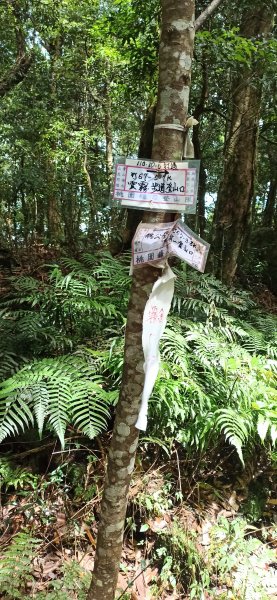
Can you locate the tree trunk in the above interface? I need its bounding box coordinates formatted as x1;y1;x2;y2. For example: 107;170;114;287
86;2;195;599
122;104;157;251
262;175;277;228
0;0;34;98
47;167;61;243
46;37;62;244
192;58;209;237
104;83;113;196
210;1;274;285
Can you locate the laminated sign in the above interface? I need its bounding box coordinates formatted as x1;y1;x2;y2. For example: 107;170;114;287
114;158;199;213
132;220;210;273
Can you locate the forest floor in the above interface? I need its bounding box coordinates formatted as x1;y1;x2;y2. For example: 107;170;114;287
0;437;276;600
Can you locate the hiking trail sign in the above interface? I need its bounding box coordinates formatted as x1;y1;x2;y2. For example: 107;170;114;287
114;158;200;213
132;220;210;273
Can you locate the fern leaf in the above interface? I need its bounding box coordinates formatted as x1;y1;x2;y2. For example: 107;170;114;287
70;381;111;438
32;383;49;438
47;378;71;447
0;530;41;596
0;394;34;442
215;408;251;464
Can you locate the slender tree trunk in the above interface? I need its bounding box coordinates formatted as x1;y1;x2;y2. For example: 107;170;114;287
195;0;224;31
35;194;45;240
122;104;157;251
210;1;274;285
104;82;113;195
47;171;61;243
192;58;209;236
46;37;62;244
86;2;195;599
0;0;34;98
262;175;277;228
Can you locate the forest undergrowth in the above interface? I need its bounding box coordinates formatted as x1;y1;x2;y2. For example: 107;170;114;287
0;250;276;599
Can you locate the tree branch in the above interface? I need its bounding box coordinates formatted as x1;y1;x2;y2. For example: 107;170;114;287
195;0;224;31
0;53;34;97
6;0;26;54
0;0;34;97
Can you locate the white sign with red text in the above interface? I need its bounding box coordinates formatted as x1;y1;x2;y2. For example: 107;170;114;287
136;266;176;431
114;159;199;213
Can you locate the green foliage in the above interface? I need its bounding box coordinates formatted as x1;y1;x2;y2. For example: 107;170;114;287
0;531;41;599
0;530;91;600
0;252;130;362
197;27;277;68
35;560;91;600
208;517;276;599
0;253;130;444
148;268;277;462
0;256;276;463
155;520;210;597
152;514;276;599
0;457;38;491
0;353;116;446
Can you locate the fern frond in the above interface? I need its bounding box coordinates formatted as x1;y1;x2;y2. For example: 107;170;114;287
215;408;252;464
46;378;71;446
71;381;111;438
0;391;34;442
0;530;41;596
0;355;113;445
161;327;189;373
0;351;24;381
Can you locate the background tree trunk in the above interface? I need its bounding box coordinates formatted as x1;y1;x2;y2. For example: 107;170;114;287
192;58;209;236
122;104;157;251
86;1;195;599
0;0;33;98
210;0;274;285
263;177;277;227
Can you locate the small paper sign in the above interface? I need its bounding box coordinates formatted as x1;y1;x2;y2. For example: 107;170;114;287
132;220;210;273
114;158;199;213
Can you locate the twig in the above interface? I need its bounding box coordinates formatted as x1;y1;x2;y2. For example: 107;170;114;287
117;559;154;600
175;446;182;498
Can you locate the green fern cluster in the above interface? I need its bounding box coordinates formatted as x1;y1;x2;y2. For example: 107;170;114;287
147;267;277;462
0;254;276;462
0;530;91;600
0;253;129;444
0;531;41;599
0;252;130;366
0;457;38;491
0;353;117;446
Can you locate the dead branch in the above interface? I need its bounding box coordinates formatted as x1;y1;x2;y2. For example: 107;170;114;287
195;0;224;31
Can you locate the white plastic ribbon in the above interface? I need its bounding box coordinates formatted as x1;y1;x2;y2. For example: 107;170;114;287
135;265;176;431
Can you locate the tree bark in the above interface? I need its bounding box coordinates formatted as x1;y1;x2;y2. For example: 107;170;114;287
210;1;274;285
192;57;209;236
262;176;277;228
0;53;33;97
46;37;62;244
104;83;113;195
86;2;195;599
